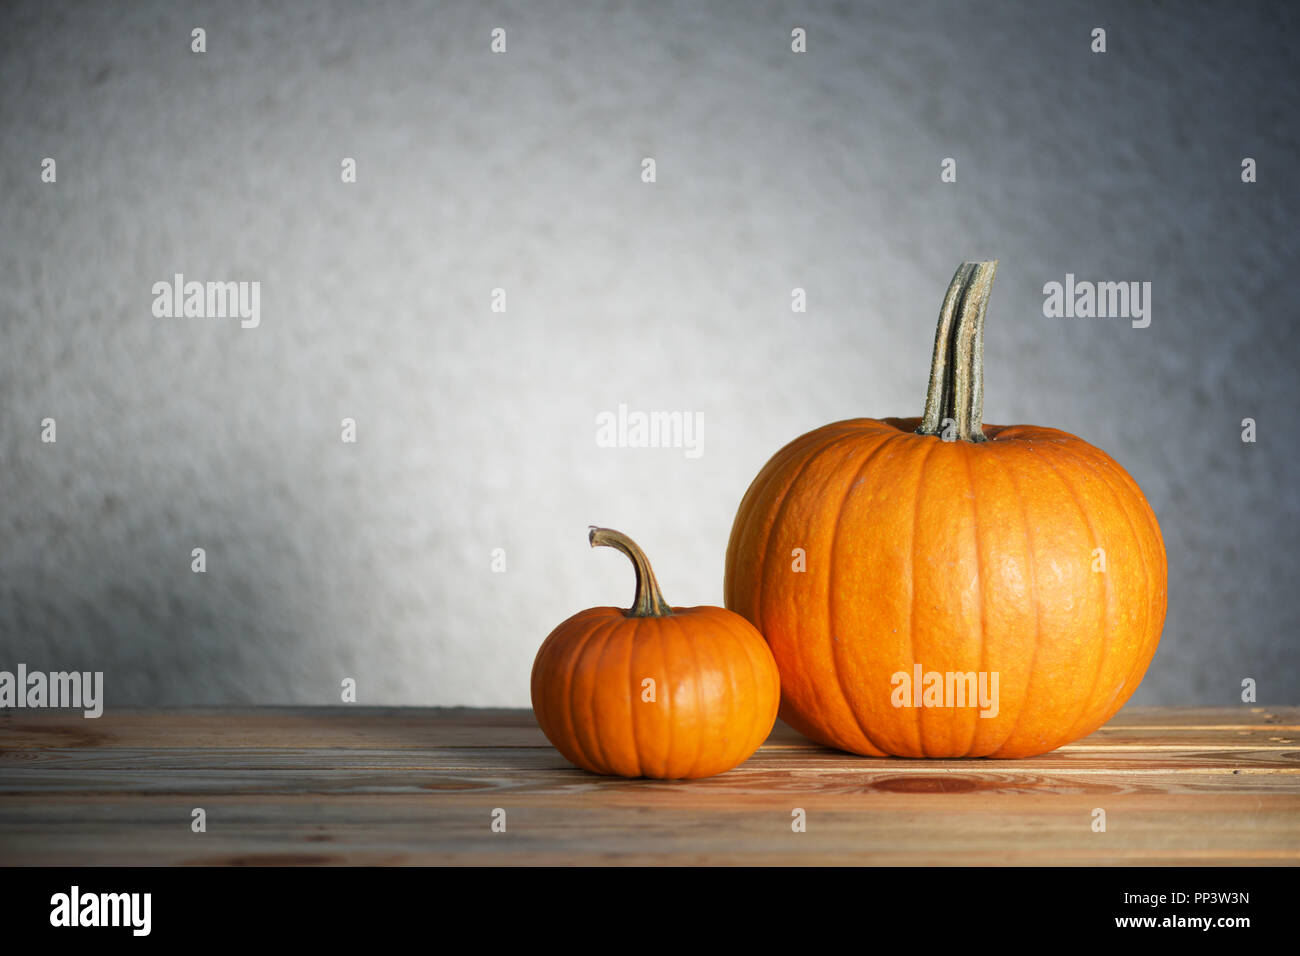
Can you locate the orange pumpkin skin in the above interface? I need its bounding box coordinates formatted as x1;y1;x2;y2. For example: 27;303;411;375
725;262;1167;760
532;533;780;779
532;605;780;778
725;416;1167;759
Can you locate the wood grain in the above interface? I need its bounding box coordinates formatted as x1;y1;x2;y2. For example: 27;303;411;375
0;706;1296;865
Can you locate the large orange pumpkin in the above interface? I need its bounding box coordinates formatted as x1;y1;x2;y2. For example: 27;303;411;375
532;527;780;778
724;261;1167;758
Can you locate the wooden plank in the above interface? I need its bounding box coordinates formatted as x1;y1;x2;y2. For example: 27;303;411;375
2;766;1297;799
2;706;1295;750
0;795;1295;866
1;707;1297;866
2;747;1298;782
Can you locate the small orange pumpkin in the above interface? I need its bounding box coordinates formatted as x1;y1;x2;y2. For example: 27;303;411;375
724;261;1167;758
532;527;781;778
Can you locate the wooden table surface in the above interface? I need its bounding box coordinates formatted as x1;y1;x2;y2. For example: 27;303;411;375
1;706;1297;866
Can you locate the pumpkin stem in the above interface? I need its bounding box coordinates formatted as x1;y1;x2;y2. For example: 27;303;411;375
588;527;673;618
917;260;998;443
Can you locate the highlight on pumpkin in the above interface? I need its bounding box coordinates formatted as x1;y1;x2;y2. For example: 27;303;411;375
530;527;781;779
723;260;1168;759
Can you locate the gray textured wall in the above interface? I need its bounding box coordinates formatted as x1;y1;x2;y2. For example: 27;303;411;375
2;0;1297;708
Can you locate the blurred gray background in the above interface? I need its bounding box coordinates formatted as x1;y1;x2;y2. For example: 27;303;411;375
2;0;1297;708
